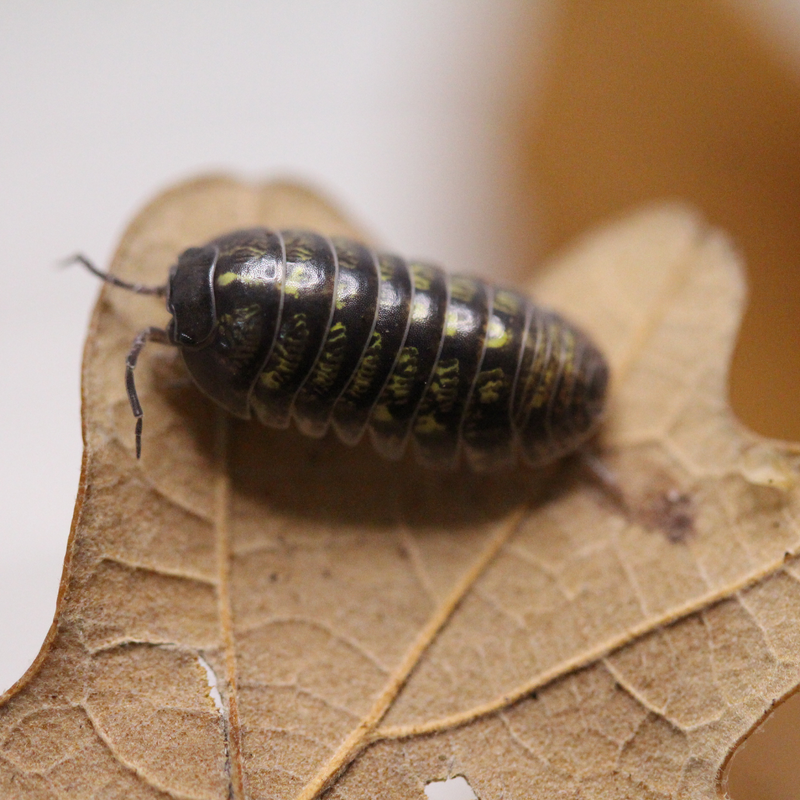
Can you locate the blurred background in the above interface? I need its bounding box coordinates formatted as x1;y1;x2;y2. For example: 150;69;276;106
0;2;798;797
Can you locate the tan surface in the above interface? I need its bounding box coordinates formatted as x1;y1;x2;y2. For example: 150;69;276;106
511;0;800;443
0;177;798;798
510;6;800;794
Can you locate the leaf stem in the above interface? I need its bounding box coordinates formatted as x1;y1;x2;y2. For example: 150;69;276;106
294;506;528;800
213;412;246;800
376;545;800;741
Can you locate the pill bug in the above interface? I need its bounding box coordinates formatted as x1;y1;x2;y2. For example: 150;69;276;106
73;228;608;471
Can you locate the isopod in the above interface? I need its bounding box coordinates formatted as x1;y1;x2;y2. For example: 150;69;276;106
73;228;608;471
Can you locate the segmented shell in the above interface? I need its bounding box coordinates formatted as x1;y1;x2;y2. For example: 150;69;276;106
177;228;608;471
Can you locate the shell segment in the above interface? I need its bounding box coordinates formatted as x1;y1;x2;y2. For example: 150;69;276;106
251;231;338;429
461;288;529;471
293;237;381;438
412;275;491;469
369;261;448;460
331;253;414;445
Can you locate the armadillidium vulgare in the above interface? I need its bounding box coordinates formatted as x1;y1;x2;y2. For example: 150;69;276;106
74;228;608;471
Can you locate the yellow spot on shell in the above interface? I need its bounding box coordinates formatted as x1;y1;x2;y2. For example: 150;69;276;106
412;294;431;321
485;314;508;348
414;414;445;434
478;378;503;404
260;371;282;390
371;404;393;422
410;264;433;292
446;306;476;337
449;277;475;304
492;290;521;316
284;264;319;298
216;271;238;287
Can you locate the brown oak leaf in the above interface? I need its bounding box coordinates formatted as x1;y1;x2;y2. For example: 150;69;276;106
1;176;798;800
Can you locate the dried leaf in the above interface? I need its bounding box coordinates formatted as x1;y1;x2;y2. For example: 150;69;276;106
1;176;798;800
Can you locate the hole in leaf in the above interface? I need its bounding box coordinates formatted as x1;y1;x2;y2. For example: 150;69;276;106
196;654;224;714
724;690;800;799
425;775;478;800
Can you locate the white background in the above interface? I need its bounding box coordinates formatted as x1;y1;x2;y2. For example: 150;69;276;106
1;2;799;780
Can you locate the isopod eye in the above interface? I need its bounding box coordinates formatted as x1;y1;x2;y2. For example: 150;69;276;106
167;245;218;348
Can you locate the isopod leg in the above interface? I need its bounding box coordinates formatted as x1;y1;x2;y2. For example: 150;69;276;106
578;448;630;517
126;327;171;458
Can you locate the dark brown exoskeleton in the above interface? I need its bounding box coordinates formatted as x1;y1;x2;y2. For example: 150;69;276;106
72;228;608;471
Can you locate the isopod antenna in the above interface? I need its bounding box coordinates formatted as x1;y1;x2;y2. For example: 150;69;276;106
126;327;171;458
63;253;167;296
